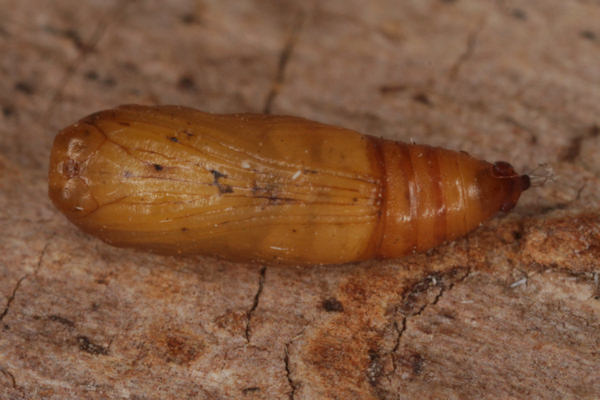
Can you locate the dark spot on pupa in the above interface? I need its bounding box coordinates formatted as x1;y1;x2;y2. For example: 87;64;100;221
211;169;226;180
210;169;234;194
242;387;260;395
251;183;290;203
169;136;179;143
322;297;344;312
77;335;108;355
181;227;188;232
590;125;599;137
153;164;164;171
119;122;131;127
123;170;132;178
182;130;194;137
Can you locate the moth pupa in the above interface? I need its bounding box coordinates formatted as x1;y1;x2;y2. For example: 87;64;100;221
49;105;530;264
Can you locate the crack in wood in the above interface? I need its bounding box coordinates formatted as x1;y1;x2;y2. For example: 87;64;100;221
43;1;139;122
0;275;27;322
263;12;306;114
245;266;266;342
535;184;586;215
500;115;539;145
430;269;472;307
284;340;298;400
448;21;484;79
385;268;472;377
0;243;48;322
388;318;405;374
561;125;600;163
0;366;17;389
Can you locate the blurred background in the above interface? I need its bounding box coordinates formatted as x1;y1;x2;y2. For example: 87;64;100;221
3;0;598;186
1;1;599;399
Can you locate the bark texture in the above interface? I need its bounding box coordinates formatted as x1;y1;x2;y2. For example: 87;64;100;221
1;1;599;399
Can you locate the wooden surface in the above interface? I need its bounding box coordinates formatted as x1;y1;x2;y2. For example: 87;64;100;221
1;1;599;399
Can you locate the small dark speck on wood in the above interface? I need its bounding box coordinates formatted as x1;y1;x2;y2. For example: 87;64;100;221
49;314;75;327
177;75;196;91
580;30;596;41
413;92;432;106
242;387;260;395
77;335;108;355
15;81;34;95
322;297;344;312
2;105;15;117
511;9;527;20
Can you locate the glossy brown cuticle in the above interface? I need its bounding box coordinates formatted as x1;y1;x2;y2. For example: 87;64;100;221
49;105;529;264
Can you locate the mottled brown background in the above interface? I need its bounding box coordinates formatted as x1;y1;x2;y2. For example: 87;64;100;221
1;1;599;399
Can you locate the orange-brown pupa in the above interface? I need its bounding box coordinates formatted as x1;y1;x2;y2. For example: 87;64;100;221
49;105;530;264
